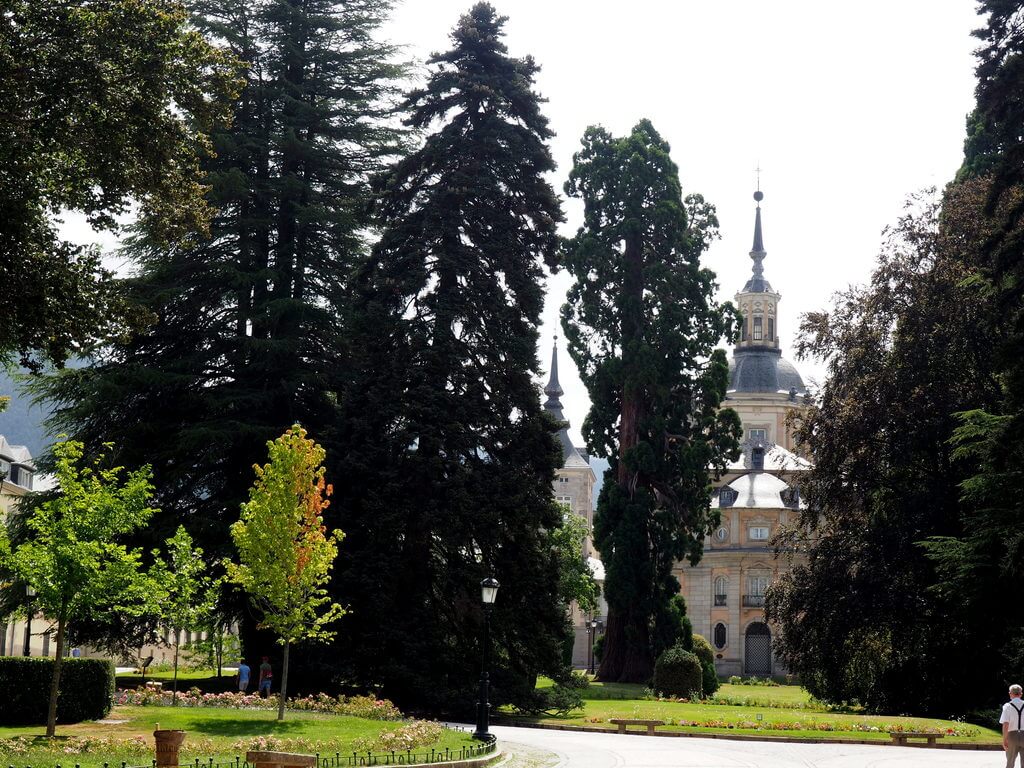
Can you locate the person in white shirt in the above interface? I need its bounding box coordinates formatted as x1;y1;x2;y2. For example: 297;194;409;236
1000;684;1024;767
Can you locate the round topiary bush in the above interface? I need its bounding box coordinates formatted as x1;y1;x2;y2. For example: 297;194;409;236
691;634;720;697
652;645;702;698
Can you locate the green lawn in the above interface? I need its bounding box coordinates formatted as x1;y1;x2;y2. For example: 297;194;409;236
526;679;1000;744
0;706;475;768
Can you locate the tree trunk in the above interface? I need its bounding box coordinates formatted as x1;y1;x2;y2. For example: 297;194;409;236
172;629;180;705
215;627;223;678
45;612;67;737
596;227;653;684
277;640;290;721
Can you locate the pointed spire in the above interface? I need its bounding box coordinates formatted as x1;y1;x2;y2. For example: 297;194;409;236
752;190;765;252
742;189;773;293
544;335;564;410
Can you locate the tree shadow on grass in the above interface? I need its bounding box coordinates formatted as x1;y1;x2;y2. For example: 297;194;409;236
183;718;309;737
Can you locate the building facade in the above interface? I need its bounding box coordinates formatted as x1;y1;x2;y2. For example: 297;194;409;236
675;190;810;678
0;435;49;657
542;342;608;669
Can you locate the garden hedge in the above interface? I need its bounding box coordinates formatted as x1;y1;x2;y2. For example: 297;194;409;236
652;645;702;698
0;656;114;724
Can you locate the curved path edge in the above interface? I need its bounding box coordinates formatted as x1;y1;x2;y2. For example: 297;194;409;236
492;719;1002;751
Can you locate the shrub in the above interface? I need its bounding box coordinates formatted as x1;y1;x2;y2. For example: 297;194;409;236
652;645;702;698
593;634;605;663
561;670;590;689
511;684;584;717
0;657;114;724
691;634;720;697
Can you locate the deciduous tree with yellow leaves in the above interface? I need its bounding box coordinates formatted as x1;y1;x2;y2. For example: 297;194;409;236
226;425;344;721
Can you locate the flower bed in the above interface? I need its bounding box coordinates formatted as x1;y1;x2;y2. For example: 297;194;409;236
114;689;403;720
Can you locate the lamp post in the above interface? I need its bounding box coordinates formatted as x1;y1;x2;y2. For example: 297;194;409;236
23;585;36;657
588;618;599;676
473;576;500;741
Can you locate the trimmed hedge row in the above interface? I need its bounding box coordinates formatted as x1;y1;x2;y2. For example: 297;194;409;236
0;656;114;725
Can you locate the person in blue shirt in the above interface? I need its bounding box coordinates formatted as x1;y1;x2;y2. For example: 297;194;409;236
237;660;251;693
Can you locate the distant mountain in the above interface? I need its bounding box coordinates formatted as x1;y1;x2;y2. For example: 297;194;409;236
0;368;59;459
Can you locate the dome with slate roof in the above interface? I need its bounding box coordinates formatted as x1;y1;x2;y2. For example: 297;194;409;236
728;348;807;395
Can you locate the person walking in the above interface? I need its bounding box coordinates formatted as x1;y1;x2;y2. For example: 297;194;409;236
236;660;251;693
1001;684;1024;767
258;656;273;698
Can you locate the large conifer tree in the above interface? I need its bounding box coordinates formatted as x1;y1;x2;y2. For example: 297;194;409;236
561;121;740;683
39;0;402;561
334;2;567;711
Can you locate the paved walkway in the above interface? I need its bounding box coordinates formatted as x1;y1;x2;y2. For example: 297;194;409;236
492;724;1002;768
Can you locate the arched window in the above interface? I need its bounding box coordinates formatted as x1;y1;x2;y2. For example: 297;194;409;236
714;576;727;606
714;622;727;649
753;315;763;340
768;317;775;341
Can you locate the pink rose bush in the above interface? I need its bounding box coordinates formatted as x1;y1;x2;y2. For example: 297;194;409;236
114;689;402;720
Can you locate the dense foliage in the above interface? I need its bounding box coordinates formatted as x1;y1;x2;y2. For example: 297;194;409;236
37;0;402;572
765;182;1004;713
0;0;237;370
333;3;568;712
561;120;741;682
0;657;114;725
691;634;719;697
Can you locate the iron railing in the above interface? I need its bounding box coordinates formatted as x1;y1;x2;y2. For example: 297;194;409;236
713;594;727;606
7;735;497;768
742;594;765;607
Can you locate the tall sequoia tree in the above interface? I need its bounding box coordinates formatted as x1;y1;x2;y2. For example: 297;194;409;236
334;3;568;711
561;120;741;683
0;0;237;371
37;0;402;567
764;183;1004;714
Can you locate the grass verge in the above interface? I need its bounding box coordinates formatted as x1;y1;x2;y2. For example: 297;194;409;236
0;706;475;767
525;679;999;744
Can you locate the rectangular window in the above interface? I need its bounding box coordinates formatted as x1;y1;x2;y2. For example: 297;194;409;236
558;477;570;484
753;315;763;340
750;526;770;541
749;428;767;443
768;317;775;341
556;495;572;506
740;320;747;342
747;575;769;596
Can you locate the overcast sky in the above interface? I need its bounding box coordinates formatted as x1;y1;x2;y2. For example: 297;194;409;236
381;0;981;448
59;1;981;454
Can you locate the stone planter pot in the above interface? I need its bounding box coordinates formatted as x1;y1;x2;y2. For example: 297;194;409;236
154;728;186;768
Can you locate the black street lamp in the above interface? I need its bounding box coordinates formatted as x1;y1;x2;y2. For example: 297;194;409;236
588;618;599;676
23;585;35;657
473;576;500;741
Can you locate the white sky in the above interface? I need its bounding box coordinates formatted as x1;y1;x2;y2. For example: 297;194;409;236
64;1;981;454
382;0;981;449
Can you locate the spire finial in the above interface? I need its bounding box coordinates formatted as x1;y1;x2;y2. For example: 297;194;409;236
544;335;563;409
741;186;772;293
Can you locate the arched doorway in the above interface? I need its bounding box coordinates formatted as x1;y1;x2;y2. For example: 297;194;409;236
744;622;772;676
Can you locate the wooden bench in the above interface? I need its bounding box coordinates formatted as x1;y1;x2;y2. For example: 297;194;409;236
889;732;945;747
609;718;665;735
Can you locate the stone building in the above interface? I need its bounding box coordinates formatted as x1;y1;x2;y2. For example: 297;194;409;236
675;190;810;678
0;435;48;656
542;342;607;669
